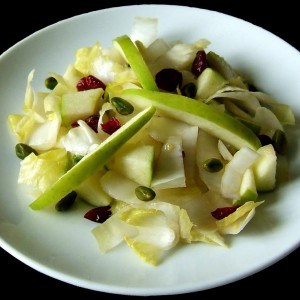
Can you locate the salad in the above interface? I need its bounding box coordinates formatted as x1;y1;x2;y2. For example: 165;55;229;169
8;17;295;265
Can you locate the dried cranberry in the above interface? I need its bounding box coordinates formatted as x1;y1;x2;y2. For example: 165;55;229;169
70;115;99;132
211;206;240;220
155;68;183;92
192;50;208;77
85;114;99;132
71;122;79;128
76;75;106;91
101;117;121;134
84;206;112;223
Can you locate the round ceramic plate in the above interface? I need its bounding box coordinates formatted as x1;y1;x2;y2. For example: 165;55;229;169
0;5;299;296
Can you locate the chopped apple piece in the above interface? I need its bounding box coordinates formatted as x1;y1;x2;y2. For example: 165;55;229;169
253;144;277;192
61;88;103;126
235;168;258;205
196;68;228;101
107;143;155;187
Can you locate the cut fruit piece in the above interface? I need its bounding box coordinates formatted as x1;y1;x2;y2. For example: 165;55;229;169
151;135;186;189
235;168;258;205
107;143;155;187
121;89;261;150
252;144;277;192
61;88;103;126
29;106;156;210
75;170;112;207
113;35;158;91
196;68;228;101
221;147;259;200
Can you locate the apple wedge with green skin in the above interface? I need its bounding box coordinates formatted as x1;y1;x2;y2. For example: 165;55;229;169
196;68;228;101
234;168;258;205
121;89;261;150
113;35;158;91
107;143;155;187
29;106;156;210
61;88;103;126
252;144;277;192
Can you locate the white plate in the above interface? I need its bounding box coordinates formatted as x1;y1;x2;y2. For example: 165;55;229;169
0;5;299;296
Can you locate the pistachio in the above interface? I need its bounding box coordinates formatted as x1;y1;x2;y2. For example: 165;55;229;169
135;186;156;201
111;97;134;115
15;143;38;160
45;76;58;90
203;158;223;172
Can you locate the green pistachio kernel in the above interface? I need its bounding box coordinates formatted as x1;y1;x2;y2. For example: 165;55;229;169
71;154;84;166
135;186;156;201
15;143;38;160
202;158;223;172
45;76;58;90
111;97;134;115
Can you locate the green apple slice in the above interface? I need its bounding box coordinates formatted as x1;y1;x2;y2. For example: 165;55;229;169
196;68;228;101
121;89;261;150
252;144;277;192
113;35;158;91
107;143;155;187
234;168;258;205
61;88;103;126
29;106;156;210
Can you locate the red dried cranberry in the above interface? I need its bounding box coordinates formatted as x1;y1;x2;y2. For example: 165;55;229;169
155;68;183;92
211;206;240;220
77;75;106;91
192;50;208;77
70;115;99;132
101;117;121;134
71;122;79;128
85;114;99;132
84;206;112;223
